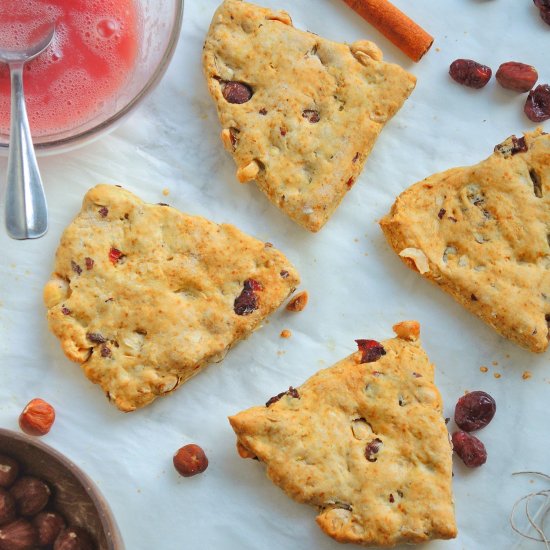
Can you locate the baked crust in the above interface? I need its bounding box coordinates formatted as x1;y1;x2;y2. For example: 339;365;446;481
380;129;550;353
44;185;299;411
203;0;416;232
229;322;457;547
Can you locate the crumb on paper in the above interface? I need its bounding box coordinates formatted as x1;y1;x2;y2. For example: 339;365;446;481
480;366;488;373
492;361;498;366
435;47;441;52
286;291;308;312
162;188;170;196
277;350;286;357
354;238;359;243
522;371;532;380
280;329;292;339
494;372;501;379
506;354;510;358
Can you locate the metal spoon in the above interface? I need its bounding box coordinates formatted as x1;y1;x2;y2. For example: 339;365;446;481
0;26;55;240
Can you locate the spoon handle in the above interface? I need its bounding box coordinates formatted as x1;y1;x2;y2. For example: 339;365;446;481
4;62;48;240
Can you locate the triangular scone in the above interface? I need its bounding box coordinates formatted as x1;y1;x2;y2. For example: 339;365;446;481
43;185;300;411
203;0;416;232
229;322;457;547
381;129;550;353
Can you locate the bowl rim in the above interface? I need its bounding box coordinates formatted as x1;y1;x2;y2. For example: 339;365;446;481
0;0;184;153
0;428;124;549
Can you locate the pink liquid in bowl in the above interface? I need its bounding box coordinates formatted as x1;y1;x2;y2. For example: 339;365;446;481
0;0;139;138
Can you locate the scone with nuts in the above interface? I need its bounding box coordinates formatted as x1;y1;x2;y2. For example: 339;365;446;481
229;321;457;547
380;129;550;353
44;185;299;411
203;0;416;232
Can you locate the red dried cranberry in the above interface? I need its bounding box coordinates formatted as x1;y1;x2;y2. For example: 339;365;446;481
452;431;487;467
84;257;94;270
449;59;492;89
108;247;124;265
454;390;496;432
365;438;383;462
222;82;253;104
98;206;108;217
234;279;262;316
437;208;446;219
356;340;386;363
302;110;320;123
280;270;289;279
352;152;360;163
61;307;71;315
389;494;394;503
100;344;111;358
524;84;550;122
534;0;550;24
346;178;355;189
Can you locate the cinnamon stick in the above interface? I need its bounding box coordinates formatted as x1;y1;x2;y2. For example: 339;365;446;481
342;0;433;62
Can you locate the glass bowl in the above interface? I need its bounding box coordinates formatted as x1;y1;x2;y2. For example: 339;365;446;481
0;0;183;155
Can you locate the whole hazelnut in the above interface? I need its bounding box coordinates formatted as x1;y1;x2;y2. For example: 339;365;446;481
0;490;16;527
10;477;50;517
32;511;66;546
0;519;38;550
173;444;209;477
0;457;19;489
53;526;94;550
18;398;56;436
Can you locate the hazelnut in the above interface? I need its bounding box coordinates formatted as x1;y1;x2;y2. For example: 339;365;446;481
53;526;94;550
286;291;308;312
0;458;18;489
173;444;209;477
10;477;50;517
18;398;56;436
0;519;38;550
32;512;66;546
0;490;15;528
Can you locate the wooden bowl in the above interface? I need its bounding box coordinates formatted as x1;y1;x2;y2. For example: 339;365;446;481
0;428;124;549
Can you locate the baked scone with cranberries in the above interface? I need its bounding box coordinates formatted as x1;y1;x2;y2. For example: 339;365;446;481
381;129;549;353
229;321;457;547
43;184;299;411
203;0;416;232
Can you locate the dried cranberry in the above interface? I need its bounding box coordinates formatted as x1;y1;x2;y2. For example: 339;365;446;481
98;206;108;217
100;344;111;358
222;82;253;104
71;261;82;275
365;438;383;462
356;340;386;363
454;390;496;432
452;431;487;467
259;108;268;115
346;178;355;189
449;59;492;89
109;247;124;265
534;0;550;24
280;270;289;279
85;257;94;270
302;110;320;123
265;386;300;407
524;84;550;122
61;307;71;315
438;208;446;219
234;279;262;316
352;152;360;163
87;332;107;344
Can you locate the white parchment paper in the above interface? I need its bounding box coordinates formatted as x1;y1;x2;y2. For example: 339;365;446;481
0;1;549;548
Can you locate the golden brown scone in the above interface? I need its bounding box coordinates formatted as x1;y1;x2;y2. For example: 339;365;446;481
229;322;457;547
380;129;550;353
203;0;416;232
44;185;299;411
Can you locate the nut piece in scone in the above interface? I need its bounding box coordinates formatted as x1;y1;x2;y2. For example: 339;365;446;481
229;323;457;547
44;185;299;411
380;129;550;353
203;0;416;232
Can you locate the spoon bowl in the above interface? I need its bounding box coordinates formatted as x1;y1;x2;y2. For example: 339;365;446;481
0;25;55;240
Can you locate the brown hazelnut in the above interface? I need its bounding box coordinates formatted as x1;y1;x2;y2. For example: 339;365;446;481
0;519;38;550
0;490;15;527
10;477;50;517
18;398;56;436
173;444;209;477
53;526;94;550
0;457;19;489
32;511;66;546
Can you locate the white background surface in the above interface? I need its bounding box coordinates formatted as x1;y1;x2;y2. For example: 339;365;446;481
0;1;549;548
